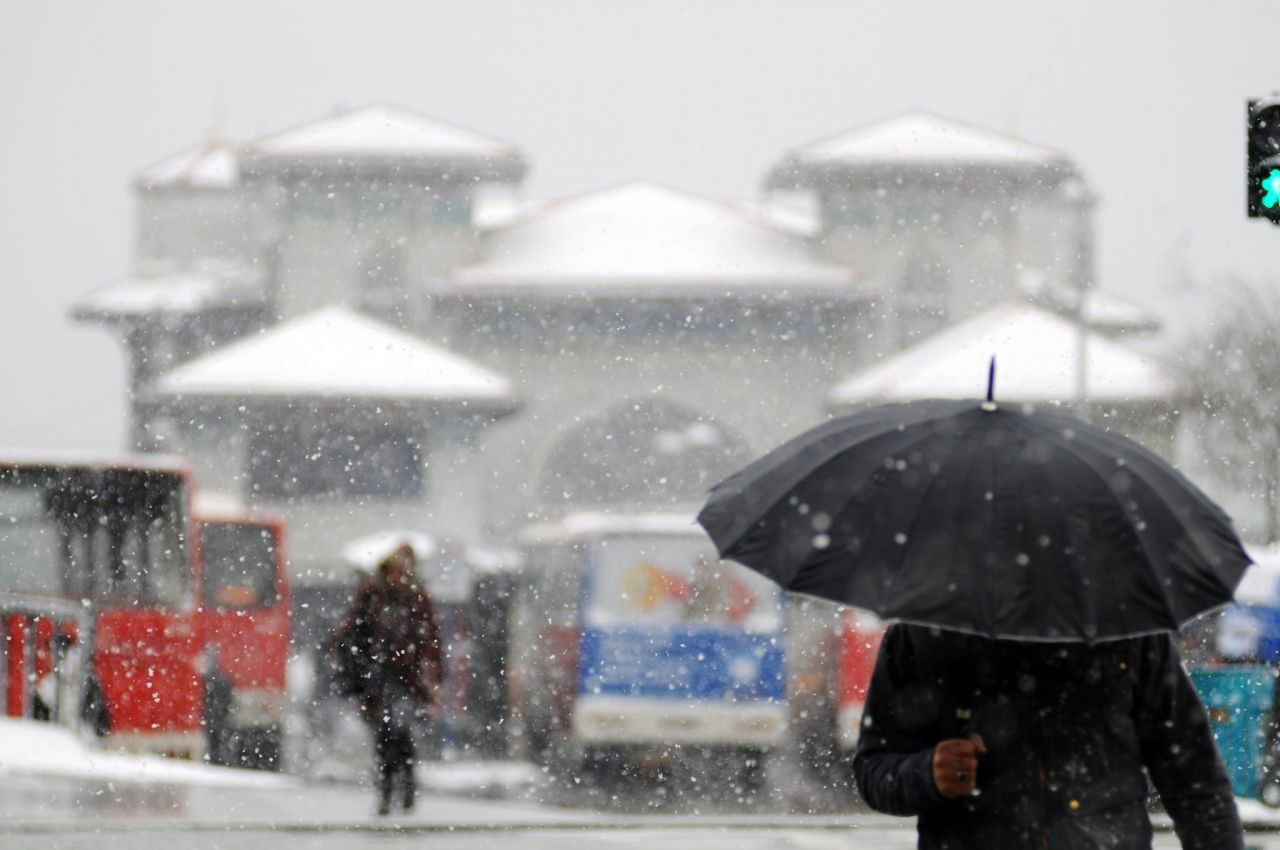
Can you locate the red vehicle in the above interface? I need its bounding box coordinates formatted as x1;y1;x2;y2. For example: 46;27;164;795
194;505;291;768
834;608;885;753
0;455;290;768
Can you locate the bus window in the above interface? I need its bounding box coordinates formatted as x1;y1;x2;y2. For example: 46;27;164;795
81;488;188;608
144;507;190;608
536;543;582;626
0;482;63;597
200;522;278;609
0;468;190;609
585;535;781;633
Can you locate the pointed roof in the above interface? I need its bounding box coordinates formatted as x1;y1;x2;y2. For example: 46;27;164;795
135;140;238;190
769;111;1078;190
71;263;264;322
828;301;1182;408
240;104;525;182
155;307;517;412
1036;287;1162;336
452;181;855;297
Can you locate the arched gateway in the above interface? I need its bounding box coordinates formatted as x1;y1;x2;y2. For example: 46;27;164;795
540;398;752;509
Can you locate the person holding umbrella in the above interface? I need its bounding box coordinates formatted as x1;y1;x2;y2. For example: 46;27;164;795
699;394;1249;848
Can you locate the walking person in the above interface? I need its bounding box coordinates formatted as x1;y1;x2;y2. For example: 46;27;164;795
330;542;442;815
697;397;1256;849
853;623;1242;849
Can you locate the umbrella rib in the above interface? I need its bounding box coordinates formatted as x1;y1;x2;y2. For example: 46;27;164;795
1016;419;1181;630
703;402;974;553
854;426;973;616
1050;424;1246;601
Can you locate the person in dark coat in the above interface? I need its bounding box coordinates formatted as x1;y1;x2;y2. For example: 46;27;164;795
331;543;442;815
854;624;1243;849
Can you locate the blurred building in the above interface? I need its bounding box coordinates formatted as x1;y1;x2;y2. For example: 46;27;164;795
767;111;1099;352
72;104;1169;593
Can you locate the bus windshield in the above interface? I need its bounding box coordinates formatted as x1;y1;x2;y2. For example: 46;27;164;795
200;521;279;609
584;533;780;633
0;464;190;608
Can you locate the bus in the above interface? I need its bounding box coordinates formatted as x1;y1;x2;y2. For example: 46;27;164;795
833;608;884;754
195;504;290;769
0;455;289;768
508;512;787;787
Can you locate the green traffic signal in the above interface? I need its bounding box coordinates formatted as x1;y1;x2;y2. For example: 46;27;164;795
1264;168;1280;210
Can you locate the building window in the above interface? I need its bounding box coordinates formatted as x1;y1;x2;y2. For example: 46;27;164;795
361;240;405;291
434;195;472;227
897;250;950;345
249;420;424;500
826;200;877;229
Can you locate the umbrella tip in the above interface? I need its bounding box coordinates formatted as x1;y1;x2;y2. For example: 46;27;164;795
983;356;997;411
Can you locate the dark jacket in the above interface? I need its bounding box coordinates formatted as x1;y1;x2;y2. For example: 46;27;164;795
331;575;443;723
854;624;1242;850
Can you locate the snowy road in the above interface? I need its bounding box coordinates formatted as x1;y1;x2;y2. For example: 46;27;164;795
4;771;1280;849
6;825;1280;850
4;721;1279;847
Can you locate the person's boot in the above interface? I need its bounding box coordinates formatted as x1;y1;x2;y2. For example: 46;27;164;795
402;764;416;812
377;771;393;816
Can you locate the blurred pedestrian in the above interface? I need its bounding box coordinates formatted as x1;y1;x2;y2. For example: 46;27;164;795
854;624;1242;849
330;542;442;815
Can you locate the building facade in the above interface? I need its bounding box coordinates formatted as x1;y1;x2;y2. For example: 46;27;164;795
73;104;1166;589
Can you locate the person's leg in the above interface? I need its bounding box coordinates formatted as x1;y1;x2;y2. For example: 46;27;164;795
398;727;417;811
374;721;395;816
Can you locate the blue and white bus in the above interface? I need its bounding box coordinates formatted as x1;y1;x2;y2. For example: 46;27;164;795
509;512;787;783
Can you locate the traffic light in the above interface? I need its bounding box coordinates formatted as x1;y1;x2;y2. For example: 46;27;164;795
1248;96;1280;225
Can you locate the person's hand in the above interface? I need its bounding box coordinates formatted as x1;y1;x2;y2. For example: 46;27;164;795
932;734;987;798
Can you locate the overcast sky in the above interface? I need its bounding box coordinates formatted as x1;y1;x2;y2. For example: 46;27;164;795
1;0;1276;453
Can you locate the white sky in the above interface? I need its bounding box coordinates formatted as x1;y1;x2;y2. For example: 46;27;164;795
1;0;1276;452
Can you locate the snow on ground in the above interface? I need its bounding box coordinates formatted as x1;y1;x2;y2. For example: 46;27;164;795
415;760;544;796
1232;797;1280;826
0;717;292;788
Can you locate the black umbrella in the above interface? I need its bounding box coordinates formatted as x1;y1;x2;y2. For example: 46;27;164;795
697;398;1251;641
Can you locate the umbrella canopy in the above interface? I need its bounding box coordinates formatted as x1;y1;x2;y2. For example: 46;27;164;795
697;399;1250;641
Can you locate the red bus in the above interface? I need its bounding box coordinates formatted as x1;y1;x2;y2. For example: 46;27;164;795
0;455;290;768
833;608;884;753
194;506;290;768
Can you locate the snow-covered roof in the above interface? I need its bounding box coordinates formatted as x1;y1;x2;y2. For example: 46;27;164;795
154;306;518;411
1020;273;1162;336
518;510;704;546
1077;289;1162;334
769;111;1078;189
828;301;1183;408
0;450;189;477
240;104;525;182
71;266;264;321
733;199;821;238
135;140;238;190
452;182;855;297
472;194;547;230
